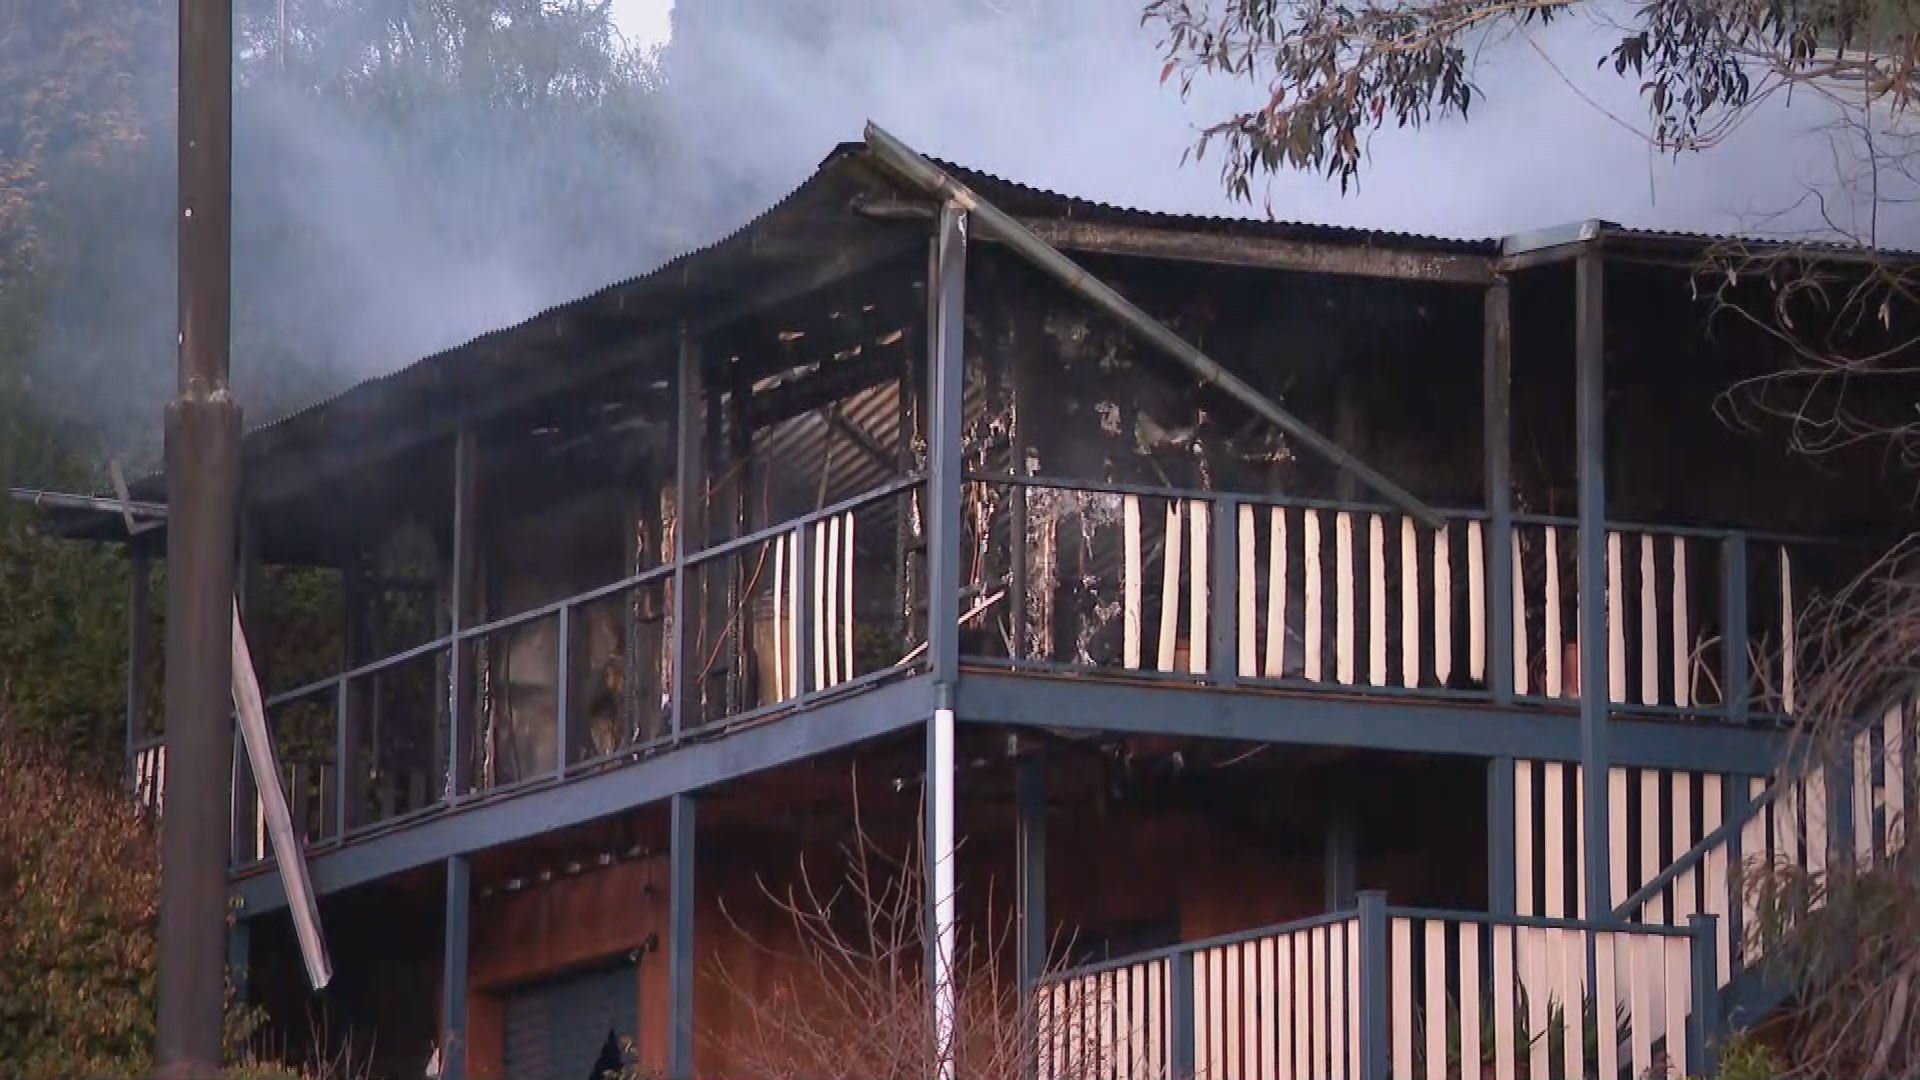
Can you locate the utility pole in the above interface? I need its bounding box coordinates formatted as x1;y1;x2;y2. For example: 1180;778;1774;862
155;0;240;1075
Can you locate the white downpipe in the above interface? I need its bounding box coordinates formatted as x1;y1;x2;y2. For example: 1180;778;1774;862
931;705;958;1080
232;601;333;990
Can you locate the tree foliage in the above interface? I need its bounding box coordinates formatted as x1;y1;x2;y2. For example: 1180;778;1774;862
1143;0;1920;199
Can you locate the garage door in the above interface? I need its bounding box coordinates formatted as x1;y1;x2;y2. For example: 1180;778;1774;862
502;958;640;1080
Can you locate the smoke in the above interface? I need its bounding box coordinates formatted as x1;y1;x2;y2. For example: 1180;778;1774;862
20;0;1918;473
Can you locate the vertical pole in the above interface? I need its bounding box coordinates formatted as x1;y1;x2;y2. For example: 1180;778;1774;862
1726;779;1751;975
156;0;240;1064
1210;498;1237;682
555;604;571;778
1688;913;1720;1078
225;909;249;1008
333;681;348;839
1325;799;1358;910
447;427;477;799
126;553;150;785
442;855;471;1080
668;793;697;1080
927;201;968;1080
1169;949;1196;1080
1357;891;1390;1080
725;367;751;715
1575;248;1612;974
340;564;364;835
1008;316;1030;662
1016;755;1047;1002
1484;279;1514;705
672;329;702;736
1489;756;1517;916
1722;534;1749;725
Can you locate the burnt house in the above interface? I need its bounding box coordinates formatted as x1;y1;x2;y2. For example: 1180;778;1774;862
37;125;1920;1080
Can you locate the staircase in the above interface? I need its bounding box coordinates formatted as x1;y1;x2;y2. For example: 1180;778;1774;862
1608;685;1914;1037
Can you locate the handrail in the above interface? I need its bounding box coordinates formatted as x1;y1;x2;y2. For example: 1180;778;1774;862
969;471;1487;522
1613;784;1783;924
975;472;1865;553
1612;674;1920;924
243;475;923;712
1036;909;1360;985
1389;904;1696;938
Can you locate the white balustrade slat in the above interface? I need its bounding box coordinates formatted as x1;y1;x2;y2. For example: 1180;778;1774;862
1401;519;1420;689
1124;495;1143;670
1190;500;1210;675
1240;505;1258;679
1336;512;1356;686
1434;527;1454;687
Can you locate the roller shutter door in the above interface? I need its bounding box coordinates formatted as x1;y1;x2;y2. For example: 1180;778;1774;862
502;958;640;1080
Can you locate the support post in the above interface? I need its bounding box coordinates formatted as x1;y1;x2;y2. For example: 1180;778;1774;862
555;604;571;778
925;202;967;1080
1726;778;1751;974
671;330;703;735
447;427;477;798
126;553;150;785
1489;756;1517;916
441;855;470;1080
155;0;241;1057
1169;950;1196;1080
333;681;349;839
1722;534;1749;725
927;207;967;689
225;909;249;1008
1016;755;1047;1000
1008;316;1030;663
1325;801;1358;910
1484;279;1514;705
1357;890;1390;1080
1575;248;1612;995
1689;913;1721;1078
668;793;696;1080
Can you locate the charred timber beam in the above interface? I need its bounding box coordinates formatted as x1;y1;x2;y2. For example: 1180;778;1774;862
853;198;1495;286
824;405;895;474
237;229;925;507
863;122;1444;530
743;335;906;428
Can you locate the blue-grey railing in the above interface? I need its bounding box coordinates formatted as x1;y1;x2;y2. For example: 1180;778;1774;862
965;474;1857;726
214;475;928;867
1034;893;1720;1080
1612;677;1919;1019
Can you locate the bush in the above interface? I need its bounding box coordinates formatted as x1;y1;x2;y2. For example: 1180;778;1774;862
0;722;301;1079
0;726;160;1078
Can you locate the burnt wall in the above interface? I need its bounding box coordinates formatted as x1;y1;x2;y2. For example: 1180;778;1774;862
448;746;1484;1078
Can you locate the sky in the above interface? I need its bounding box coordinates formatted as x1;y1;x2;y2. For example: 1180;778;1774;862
609;0;673;51
625;0;1915;246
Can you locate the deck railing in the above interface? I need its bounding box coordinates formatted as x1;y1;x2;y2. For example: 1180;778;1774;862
965;477;1849;724
1611;682;1917;986
1037;896;1717;1080
122;473;1868;863
188;478;930;865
